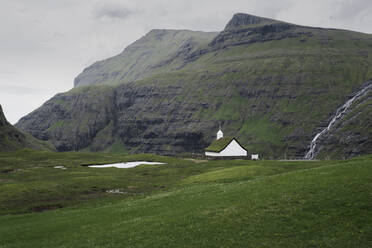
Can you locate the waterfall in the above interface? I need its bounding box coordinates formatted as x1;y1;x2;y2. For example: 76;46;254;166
304;82;372;160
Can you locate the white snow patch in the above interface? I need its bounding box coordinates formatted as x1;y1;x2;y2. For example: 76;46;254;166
54;166;66;170
88;161;165;169
106;189;126;194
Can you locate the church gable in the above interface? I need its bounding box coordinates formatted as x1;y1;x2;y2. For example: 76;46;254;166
205;128;248;157
219;139;247;155
205;137;247;157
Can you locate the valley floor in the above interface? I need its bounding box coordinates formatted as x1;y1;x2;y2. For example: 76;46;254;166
0;150;371;247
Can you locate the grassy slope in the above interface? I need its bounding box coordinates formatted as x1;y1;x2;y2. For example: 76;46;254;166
0;150;189;214
74;30;218;87
0;105;54;152
0;150;326;215
0;150;371;247
0;126;54;152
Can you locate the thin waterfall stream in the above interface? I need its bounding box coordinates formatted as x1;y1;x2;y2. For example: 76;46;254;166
304;81;372;160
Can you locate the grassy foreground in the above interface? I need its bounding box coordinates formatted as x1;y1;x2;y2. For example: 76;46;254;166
0;150;371;247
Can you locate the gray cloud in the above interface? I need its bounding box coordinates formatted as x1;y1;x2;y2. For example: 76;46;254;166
0;85;47;95
93;2;134;20
332;0;372;20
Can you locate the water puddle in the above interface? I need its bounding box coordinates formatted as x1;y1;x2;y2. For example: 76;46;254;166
54;166;67;170
88;161;165;169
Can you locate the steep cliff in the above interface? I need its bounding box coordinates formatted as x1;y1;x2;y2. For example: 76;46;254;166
0;105;54;152
16;13;372;159
315;81;372;159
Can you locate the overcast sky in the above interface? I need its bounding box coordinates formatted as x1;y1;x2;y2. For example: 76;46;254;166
1;0;372;124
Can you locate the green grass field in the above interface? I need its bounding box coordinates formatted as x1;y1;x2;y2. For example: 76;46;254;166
0;150;371;247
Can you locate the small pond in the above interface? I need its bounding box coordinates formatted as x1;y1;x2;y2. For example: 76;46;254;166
88;161;165;169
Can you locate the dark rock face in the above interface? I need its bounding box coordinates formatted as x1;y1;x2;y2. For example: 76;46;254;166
16;87;116;151
314;84;372;159
210;19;313;50
0;105;7;127
224;13;275;29
0;104;28;151
17;83;212;154
113;83;211;154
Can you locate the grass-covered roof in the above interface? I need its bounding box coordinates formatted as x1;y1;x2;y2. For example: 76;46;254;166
205;137;235;152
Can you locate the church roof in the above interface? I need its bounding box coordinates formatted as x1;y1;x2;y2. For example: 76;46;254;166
205;137;235;152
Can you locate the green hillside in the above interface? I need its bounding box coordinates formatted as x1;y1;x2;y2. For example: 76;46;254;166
0;105;54;152
0;150;371;247
16;13;372;159
74;29;218;87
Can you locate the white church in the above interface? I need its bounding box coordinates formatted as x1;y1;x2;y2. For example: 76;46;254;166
205;128;248;157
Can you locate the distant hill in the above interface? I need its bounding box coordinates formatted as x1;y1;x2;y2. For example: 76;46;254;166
0;105;54;152
16;13;372;159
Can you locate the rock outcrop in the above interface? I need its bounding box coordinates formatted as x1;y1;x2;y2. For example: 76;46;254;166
0;104;54;152
224;13;277;29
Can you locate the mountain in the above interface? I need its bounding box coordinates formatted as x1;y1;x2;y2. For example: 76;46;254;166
0;105;54;152
16;13;372;159
74;29;218;87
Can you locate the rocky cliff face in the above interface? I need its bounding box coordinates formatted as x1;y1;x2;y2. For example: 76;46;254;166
0;105;7;127
16;13;372;159
210;13;314;50
16;83;211;154
314;81;372;159
15;86;115;151
0;104;54;152
224;13;276;29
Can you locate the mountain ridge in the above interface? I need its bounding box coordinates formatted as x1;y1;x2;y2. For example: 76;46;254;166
224;13;281;29
73;29;218;88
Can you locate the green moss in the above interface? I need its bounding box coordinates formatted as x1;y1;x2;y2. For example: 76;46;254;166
182;165;280;184
104;139;130;154
47;120;64;131
239;117;283;145
205;137;235;152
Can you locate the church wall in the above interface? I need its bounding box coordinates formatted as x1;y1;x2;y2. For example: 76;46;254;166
220;140;247;156
205;151;222;157
205;139;247;157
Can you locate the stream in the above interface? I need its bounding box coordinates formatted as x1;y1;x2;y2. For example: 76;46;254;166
304;81;372;159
